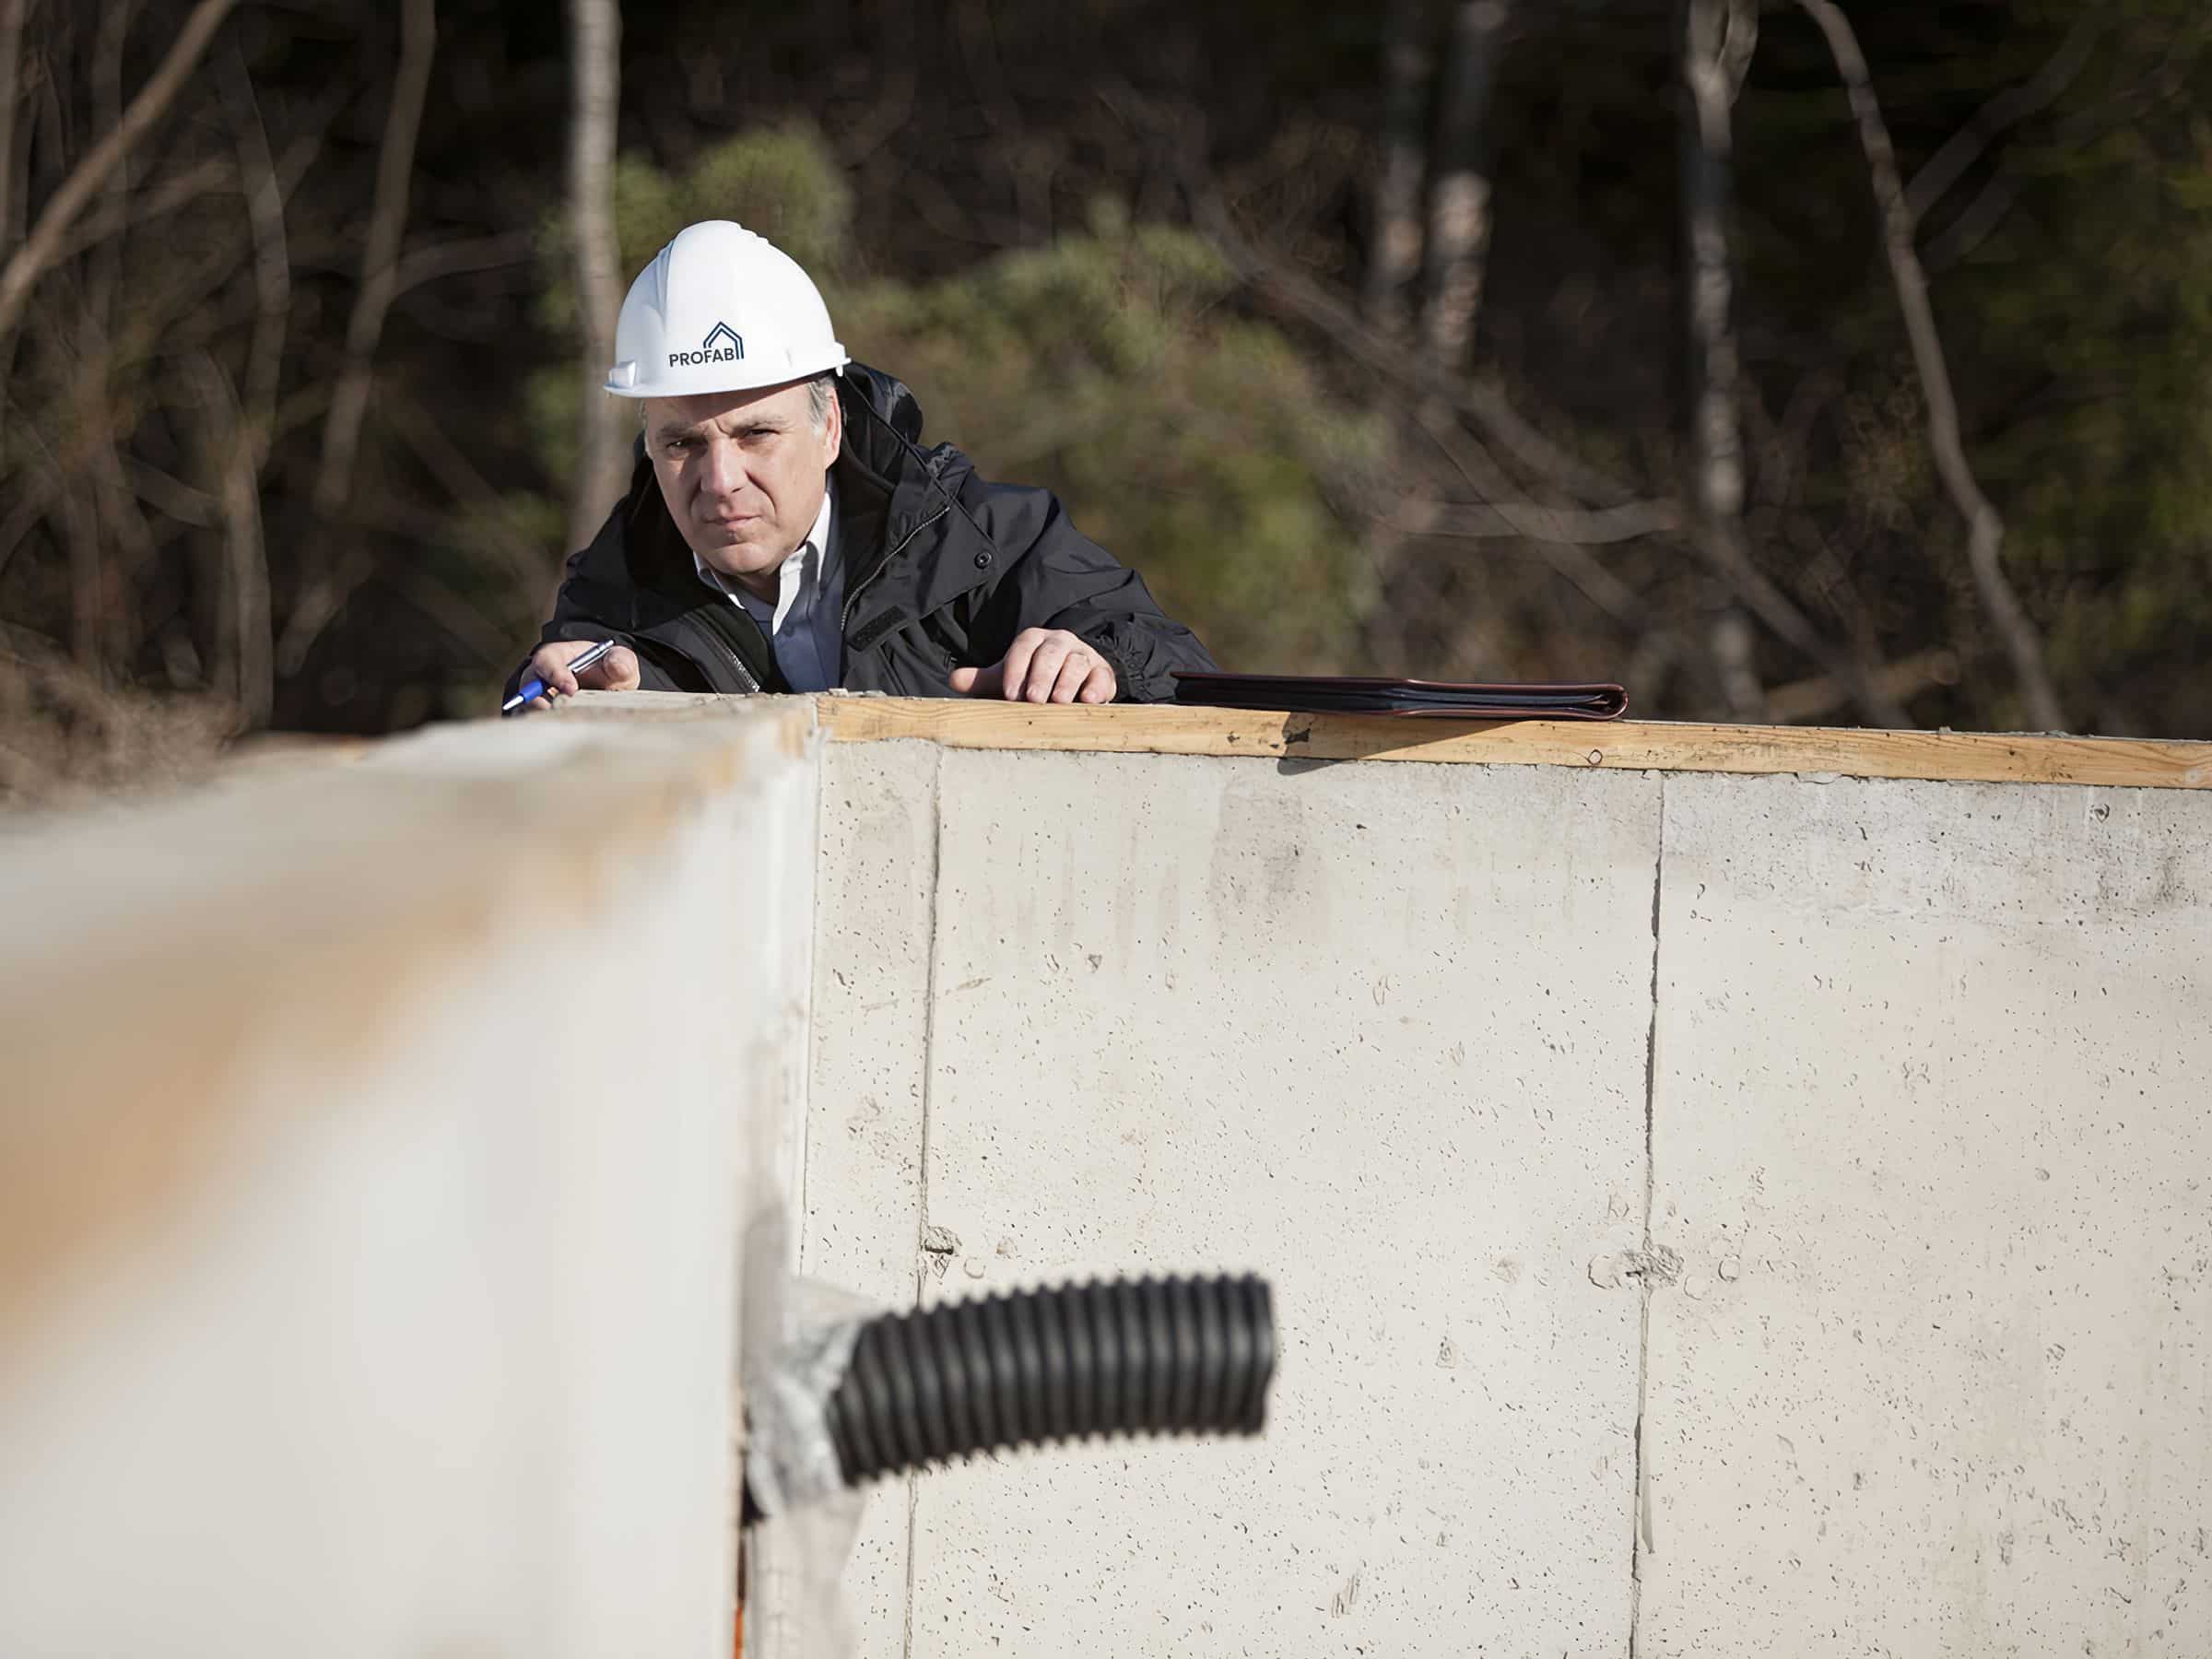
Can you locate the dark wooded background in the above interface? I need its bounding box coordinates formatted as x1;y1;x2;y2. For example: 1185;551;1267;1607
2;0;2205;799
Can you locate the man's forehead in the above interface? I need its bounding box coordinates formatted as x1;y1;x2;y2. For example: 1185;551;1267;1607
647;382;810;434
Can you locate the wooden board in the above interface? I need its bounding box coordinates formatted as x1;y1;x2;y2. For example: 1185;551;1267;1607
819;697;2212;791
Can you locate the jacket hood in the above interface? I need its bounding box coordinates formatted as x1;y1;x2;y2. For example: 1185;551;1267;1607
836;360;929;468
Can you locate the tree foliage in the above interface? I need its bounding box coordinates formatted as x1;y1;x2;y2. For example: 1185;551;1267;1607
1;0;2208;799
535;133;1382;675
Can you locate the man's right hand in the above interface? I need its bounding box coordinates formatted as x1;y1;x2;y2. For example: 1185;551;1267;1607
516;640;641;711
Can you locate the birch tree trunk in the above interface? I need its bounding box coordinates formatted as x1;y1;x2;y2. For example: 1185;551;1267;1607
1795;0;2068;733
1365;0;1432;337
565;0;628;559
1419;0;1510;366
1679;0;1761;719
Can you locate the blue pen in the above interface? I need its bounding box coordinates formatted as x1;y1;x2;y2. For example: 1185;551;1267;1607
503;639;618;715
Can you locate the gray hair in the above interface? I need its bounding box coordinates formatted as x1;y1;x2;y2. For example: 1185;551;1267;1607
631;371;837;430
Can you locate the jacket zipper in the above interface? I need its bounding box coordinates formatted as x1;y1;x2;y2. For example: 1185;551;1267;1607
713;632;760;694
685;608;761;693
841;504;953;637
688;575;765;693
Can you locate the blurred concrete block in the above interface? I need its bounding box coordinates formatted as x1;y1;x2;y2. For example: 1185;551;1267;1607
0;706;818;1658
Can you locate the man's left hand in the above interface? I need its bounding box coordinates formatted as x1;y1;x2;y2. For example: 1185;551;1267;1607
947;628;1116;703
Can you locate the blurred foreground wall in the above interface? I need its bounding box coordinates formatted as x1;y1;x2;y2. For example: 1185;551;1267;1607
0;706;818;1656
2;695;2207;1656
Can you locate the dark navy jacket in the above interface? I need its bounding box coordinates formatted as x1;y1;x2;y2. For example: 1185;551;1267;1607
510;363;1214;701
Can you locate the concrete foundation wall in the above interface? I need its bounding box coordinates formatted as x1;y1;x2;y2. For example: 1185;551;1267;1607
5;696;2206;1656
1641;774;2212;1656
806;729;2212;1656
0;709;818;1657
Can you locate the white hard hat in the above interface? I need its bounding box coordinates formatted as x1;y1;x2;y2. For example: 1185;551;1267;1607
604;219;849;399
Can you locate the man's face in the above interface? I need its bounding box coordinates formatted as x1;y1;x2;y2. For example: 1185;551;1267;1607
644;379;841;588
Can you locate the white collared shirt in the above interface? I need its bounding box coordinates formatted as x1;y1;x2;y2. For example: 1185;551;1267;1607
694;485;843;692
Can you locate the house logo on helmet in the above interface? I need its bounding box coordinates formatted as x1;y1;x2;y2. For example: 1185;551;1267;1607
668;321;745;371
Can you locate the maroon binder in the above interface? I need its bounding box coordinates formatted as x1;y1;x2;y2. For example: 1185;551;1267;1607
1171;671;1628;721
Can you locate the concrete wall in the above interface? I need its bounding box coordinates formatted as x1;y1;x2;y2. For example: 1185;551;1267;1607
1641;774;2212;1656
5;695;2206;1656
806;727;2212;1656
0;707;818;1657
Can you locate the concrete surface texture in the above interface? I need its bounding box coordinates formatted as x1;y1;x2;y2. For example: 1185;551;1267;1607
802;719;2212;1656
0;707;817;1657
5;691;2207;1656
1639;774;2212;1656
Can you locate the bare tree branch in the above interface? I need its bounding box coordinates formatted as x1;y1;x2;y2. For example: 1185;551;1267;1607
1743;371;1913;725
1419;0;1509;363
1408;399;1651;624
59;452;103;682
122;455;218;526
0;0;239;344
51;94;339;266
1092;76;1647;509
1719;0;1759;104
837;0;918;165
0;0;29;470
0;0;25;258
391;230;535;297
272;546;372;678
379;384;545;582
53;151;229;261
1923;19;2201;275
1388;497;1682;544
1797;0;2068;732
76;0;143;678
276;377;546;676
565;0;627;556
219;50;287;445
1904;12;2102;228
1767;647;1959;724
0;420;62;581
1191;185;1642;508
1199;168;1897;713
183;347;272;728
1917;171;2027;276
1366;0;1432;335
215;43;288;718
311;0;436;518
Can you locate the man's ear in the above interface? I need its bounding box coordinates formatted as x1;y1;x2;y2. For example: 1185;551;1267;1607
821;382;843;467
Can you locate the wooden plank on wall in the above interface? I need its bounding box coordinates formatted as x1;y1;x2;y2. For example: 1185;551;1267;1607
819;697;2212;791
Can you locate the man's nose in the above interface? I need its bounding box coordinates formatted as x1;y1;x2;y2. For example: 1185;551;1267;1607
696;437;749;501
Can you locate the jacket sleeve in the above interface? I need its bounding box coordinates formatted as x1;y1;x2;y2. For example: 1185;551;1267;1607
956;474;1218;703
499;487;686;702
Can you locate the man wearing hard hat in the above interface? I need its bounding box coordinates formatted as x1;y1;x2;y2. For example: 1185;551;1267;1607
505;220;1215;710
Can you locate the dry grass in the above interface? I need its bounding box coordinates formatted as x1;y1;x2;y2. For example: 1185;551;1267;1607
0;642;235;813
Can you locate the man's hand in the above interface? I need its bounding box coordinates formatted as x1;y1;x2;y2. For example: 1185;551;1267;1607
947;628;1116;704
516;639;641;711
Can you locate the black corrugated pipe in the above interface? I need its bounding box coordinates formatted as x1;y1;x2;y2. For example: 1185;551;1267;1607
744;1274;1275;1523
738;1283;1274;1530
